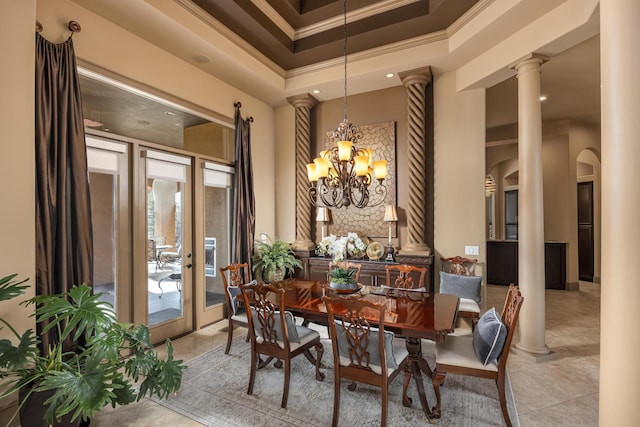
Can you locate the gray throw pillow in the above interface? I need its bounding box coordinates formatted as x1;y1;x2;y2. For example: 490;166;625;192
439;271;482;303
250;308;300;343
334;320;397;369
472;307;507;366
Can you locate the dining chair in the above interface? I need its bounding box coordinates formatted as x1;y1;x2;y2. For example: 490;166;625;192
440;256;482;330
432;284;523;426
384;264;427;291
240;280;325;408
219;263;252;354
323;295;409;427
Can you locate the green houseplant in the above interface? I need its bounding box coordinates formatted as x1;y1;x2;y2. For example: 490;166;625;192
0;273;185;426
251;236;302;283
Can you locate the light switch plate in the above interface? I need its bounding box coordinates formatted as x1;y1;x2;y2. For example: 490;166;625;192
465;245;479;256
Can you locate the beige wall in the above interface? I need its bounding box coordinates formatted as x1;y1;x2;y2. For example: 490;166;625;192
433;70;487;304
0;0;36;420
274;104;296;242
0;0;36;335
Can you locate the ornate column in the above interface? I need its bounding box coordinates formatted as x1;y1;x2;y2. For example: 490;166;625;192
512;54;551;358
600;1;640;424
398;67;432;255
287;94;318;250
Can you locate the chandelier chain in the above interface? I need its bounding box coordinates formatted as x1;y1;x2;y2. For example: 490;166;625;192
343;0;348;123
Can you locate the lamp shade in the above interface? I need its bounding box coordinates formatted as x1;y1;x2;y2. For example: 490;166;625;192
383;205;398;222
316;207;331;222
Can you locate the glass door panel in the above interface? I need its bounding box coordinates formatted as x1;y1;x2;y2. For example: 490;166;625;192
141;150;193;342
87;137;130;322
199;163;233;326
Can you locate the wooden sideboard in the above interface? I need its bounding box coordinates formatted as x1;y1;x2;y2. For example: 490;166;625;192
294;249;434;292
486;240;567;290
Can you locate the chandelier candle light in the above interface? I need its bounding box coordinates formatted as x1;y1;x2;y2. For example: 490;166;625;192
306;0;388;209
384;205;398;261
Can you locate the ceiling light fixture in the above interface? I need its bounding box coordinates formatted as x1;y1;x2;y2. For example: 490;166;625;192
305;0;388;209
539;95;547;101
386;73;395;78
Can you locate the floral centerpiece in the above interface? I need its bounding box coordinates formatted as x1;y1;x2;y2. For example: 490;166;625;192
316;233;367;290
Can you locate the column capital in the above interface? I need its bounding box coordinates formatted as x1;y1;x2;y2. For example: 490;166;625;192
509;53;549;72
286;93;318;109
399;66;432;87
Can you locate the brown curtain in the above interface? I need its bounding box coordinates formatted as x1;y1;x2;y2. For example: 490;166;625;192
232;103;255;267
35;33;93;351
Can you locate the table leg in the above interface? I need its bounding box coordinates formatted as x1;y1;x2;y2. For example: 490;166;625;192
402;337;435;421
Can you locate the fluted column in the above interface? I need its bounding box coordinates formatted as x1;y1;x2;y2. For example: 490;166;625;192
399;67;432;255
600;1;640;424
287;94;318;250
512;55;550;357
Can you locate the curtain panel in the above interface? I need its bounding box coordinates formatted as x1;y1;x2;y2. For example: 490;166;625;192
231;104;255;267
35;33;93;351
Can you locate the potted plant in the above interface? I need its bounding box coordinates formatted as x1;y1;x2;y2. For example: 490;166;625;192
0;273;185;426
328;267;358;290
251;236;302;283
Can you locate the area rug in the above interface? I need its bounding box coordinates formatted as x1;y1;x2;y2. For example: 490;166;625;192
152;338;518;427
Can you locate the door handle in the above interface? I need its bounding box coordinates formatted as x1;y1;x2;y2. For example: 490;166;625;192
186;263;193;269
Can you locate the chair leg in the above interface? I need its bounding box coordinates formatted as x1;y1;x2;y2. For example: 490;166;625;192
247;350;257;396
381;381;388;427
314;342;325;381
225;321;233;354
431;369;446;418
496;372;512;427
281;359;291;408
332;374;340;427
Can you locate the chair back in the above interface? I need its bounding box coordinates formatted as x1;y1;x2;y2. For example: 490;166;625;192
497;284;524;369
440;256;477;276
219;263;251;318
329;261;362;282
240;280;292;352
385;264;426;290
323;295;389;375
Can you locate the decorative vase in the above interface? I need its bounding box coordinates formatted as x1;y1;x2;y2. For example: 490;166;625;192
329;281;359;291
263;268;284;284
19;387;84;427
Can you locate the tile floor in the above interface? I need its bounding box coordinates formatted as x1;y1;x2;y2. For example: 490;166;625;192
92;282;600;426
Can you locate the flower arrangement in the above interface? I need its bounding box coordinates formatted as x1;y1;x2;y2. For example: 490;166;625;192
316;232;367;263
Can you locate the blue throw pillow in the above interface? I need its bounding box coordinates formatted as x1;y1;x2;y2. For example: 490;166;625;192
439;271;482;303
472;307;507;366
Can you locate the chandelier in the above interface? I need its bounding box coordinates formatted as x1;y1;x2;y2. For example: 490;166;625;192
306;0;388;209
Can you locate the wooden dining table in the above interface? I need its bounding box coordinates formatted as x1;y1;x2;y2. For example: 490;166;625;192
276;279;460;420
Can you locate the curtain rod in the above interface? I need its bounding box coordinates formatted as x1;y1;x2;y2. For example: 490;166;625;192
36;20;81;34
234;101;254;122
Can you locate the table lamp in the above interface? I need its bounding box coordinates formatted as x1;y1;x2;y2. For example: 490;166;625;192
384;205;398;261
316;207;331;240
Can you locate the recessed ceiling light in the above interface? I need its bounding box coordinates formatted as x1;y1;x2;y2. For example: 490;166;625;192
83;118;103;128
175;123;181;127
103;129;110;132
313;90;320;94
137;120;151;126
540;95;548;101
386;73;395;78
192;54;211;64
165;111;176;116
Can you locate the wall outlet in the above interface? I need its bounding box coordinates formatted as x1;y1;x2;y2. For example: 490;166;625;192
465;245;479;256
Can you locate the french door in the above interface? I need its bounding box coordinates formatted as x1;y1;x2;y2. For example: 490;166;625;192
87;136;131;322
137;149;193;342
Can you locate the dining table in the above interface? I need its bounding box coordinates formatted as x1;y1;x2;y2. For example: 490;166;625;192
276;279;460;420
